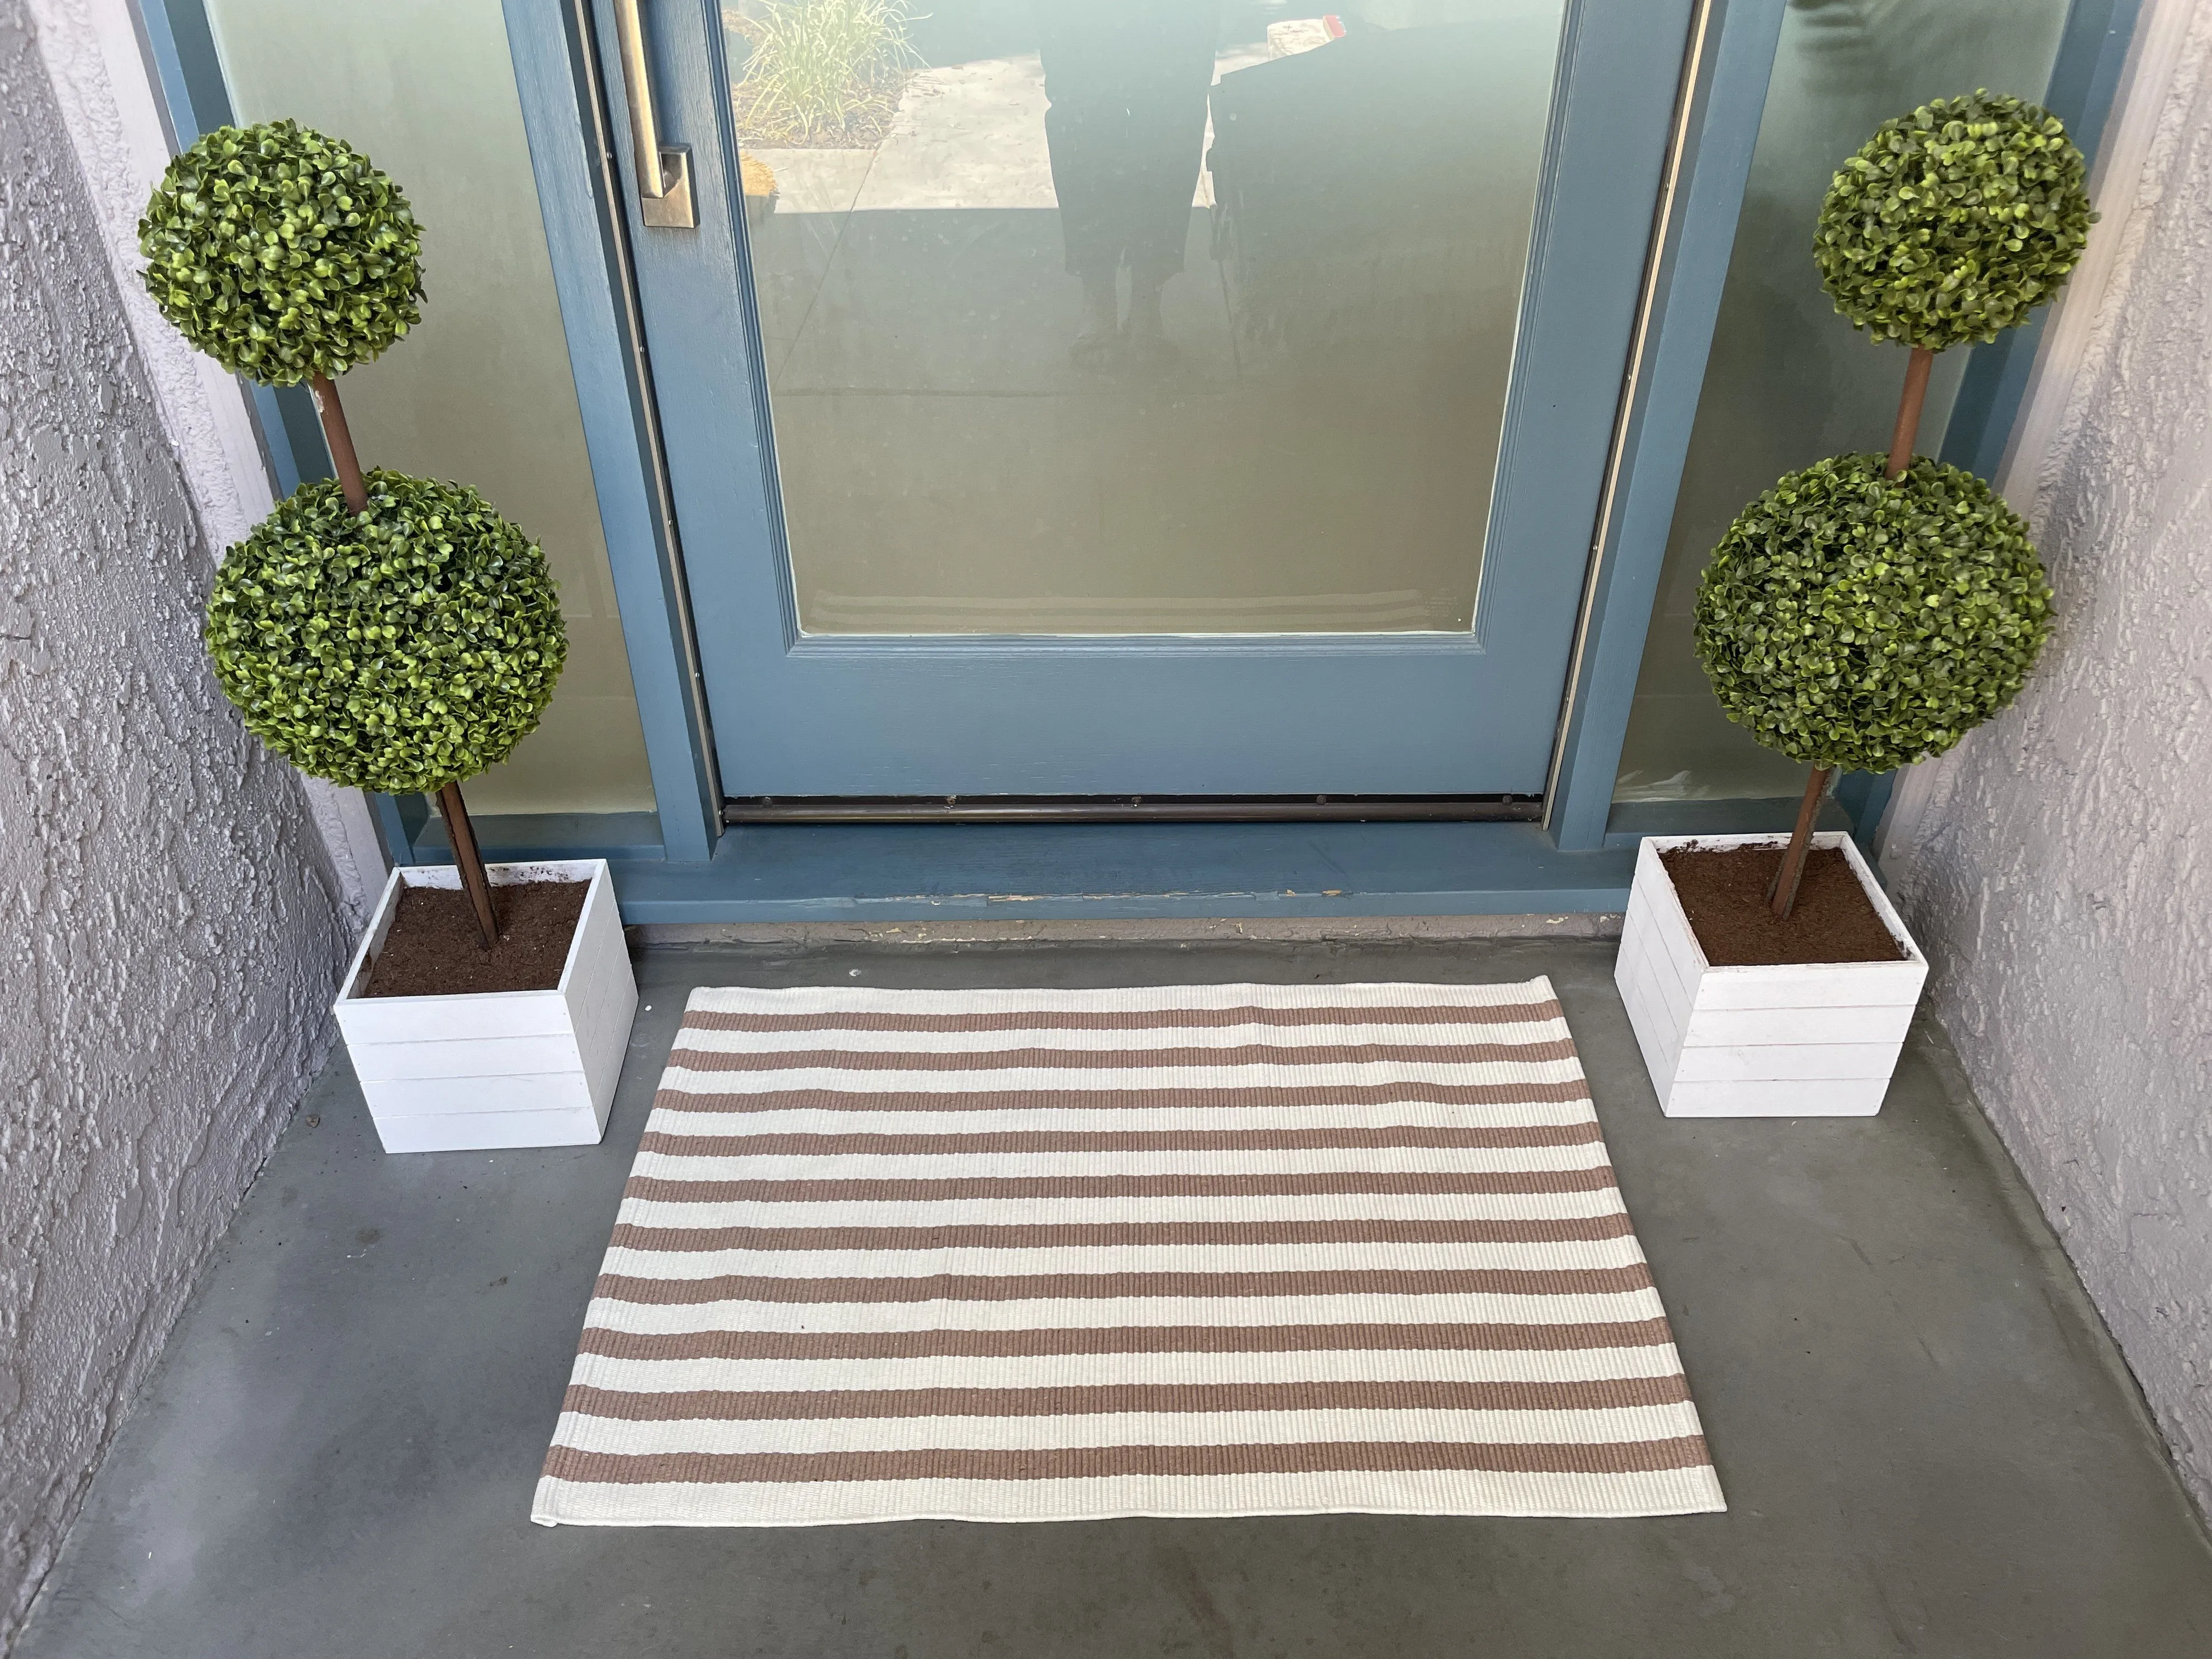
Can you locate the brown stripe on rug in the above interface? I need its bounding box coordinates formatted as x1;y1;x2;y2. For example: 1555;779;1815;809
572;1317;1684;1364
635;1122;1607;1157
667;1038;1582;1073
684;1000;1564;1033
591;1263;1657;1306
534;979;1723;1526
562;1375;1696;1421
652;1078;1599;1114
543;1437;1720;1486
606;1214;1638;1252
622;1168;1621;1204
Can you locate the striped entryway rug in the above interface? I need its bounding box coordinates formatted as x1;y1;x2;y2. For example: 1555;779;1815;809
532;978;1723;1525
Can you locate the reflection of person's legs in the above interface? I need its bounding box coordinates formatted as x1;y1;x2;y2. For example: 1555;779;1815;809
1119;77;1211;363
1042;86;1125;363
1038;1;1217;365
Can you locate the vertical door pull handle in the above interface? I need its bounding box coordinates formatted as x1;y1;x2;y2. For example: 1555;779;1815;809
612;0;697;228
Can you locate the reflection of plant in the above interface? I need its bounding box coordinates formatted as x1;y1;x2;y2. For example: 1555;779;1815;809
727;0;921;146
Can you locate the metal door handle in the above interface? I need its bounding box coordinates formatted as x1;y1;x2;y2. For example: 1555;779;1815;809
611;0;696;228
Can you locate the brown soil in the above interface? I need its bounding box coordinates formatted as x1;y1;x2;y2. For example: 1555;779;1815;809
1659;844;1906;967
363;879;588;998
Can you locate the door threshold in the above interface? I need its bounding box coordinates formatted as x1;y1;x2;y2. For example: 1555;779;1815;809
609;818;1638;925
415;799;1854;927
724;795;1544;825
630;912;1626;946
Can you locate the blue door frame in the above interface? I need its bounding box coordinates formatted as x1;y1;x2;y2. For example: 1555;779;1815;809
577;0;1701;800
136;0;2135;922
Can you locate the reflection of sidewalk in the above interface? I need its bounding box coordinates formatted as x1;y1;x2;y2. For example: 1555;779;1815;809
732;31;1510;637
747;57;1052;217
748;44;1273;216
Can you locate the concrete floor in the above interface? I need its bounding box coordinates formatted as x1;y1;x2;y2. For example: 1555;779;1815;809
20;941;2212;1658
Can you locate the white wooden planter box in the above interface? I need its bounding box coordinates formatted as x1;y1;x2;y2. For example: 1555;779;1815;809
1615;831;1927;1118
333;859;637;1154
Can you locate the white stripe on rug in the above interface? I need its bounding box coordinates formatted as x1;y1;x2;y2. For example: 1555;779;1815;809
534;978;1724;1525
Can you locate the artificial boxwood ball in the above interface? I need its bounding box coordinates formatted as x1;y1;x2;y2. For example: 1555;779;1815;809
207;472;565;794
1816;92;2091;351
1694;453;2052;775
139;120;423;386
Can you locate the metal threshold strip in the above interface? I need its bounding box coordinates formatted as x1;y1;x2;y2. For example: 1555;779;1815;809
724;795;1545;826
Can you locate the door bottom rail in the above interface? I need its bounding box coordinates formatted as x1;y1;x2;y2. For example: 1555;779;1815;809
723;795;1545;826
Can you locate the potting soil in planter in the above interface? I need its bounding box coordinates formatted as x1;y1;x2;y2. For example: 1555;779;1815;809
1659;844;1906;967
363;880;589;997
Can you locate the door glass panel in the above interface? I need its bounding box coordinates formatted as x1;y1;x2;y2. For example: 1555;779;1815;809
725;0;1570;635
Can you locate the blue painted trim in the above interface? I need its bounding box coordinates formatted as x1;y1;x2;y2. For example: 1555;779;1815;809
608;820;1641;924
369;792;428;867
1939;0;2144;480
256;383;332;494
382;797;1869;920
1545;0;1788;850
129;0;225;143
501;0;722;862
1831;771;1896;857
409;811;667;864
1606;794;1852;842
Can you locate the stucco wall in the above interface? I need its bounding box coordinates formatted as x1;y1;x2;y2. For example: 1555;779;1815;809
0;1;352;1644
1884;3;2212;1517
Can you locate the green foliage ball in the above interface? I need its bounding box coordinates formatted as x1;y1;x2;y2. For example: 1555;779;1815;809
139;120;423;386
1815;92;2092;350
1694;454;2053;774
207;473;566;794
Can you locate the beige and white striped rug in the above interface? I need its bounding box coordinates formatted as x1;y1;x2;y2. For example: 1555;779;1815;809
533;978;1723;1525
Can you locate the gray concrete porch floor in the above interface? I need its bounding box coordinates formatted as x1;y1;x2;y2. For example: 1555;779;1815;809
20;940;2212;1658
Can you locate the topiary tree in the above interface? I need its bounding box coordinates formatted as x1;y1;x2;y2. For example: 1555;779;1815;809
1691;93;2087;921
142;120;564;948
1695;455;2052;895
1816;91;2094;482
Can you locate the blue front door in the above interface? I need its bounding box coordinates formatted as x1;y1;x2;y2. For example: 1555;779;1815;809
596;0;1697;798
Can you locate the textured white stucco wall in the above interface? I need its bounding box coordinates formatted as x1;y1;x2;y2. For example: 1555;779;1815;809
0;0;352;1644
1884;1;2212;1518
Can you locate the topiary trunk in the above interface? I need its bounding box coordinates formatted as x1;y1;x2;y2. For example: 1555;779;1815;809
306;375;500;949
1769;343;1934;921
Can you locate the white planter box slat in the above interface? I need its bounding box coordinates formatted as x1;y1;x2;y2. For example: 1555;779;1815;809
1670;1040;1909;1083
1678;1002;1917;1048
1663;1077;1896;1118
370;1103;622;1156
332;859;638;1153
1615;831;1927;1119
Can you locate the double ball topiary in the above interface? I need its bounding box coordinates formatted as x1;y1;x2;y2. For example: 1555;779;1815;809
1815;91;2092;350
139;119;423;385
1694;453;2053;775
207;472;567;795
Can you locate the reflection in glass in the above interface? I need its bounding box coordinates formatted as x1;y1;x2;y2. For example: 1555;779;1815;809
723;0;1570;634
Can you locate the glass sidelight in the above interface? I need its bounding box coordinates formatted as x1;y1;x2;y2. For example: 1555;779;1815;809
723;0;1571;636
